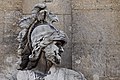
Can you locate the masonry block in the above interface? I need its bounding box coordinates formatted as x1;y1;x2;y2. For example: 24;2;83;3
23;0;71;14
46;0;71;14
105;45;120;77
0;0;22;10
72;10;120;44
72;0;120;10
22;0;45;14
72;43;107;78
72;42;120;79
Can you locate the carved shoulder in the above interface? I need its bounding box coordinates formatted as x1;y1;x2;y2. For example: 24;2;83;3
60;68;86;80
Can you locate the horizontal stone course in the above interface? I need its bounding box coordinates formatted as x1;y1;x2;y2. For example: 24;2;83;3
72;0;120;10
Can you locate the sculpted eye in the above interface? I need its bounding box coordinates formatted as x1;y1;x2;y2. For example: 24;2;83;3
55;41;62;47
55;43;59;47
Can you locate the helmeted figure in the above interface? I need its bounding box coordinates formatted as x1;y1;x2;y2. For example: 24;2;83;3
16;21;86;80
16;3;87;80
17;3;59;70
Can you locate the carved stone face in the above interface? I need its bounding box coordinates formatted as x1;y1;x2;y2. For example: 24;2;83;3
43;41;64;65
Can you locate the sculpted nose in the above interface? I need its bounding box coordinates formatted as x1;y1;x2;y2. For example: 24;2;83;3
59;47;64;53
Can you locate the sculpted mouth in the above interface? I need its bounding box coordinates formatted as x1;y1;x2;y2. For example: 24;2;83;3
54;56;61;64
46;55;61;65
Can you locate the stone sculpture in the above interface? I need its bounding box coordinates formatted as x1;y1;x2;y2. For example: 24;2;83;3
16;3;86;80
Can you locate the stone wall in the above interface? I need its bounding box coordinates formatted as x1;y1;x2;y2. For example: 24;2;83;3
0;0;23;79
72;0;120;80
0;0;120;80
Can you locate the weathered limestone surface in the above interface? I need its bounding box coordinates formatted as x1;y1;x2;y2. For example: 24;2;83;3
72;10;120;44
23;0;71;14
0;0;120;80
72;0;120;80
46;0;71;14
0;0;22;80
22;0;44;14
72;0;120;10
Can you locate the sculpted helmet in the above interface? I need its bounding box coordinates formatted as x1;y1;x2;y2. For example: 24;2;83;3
17;3;67;70
29;24;68;61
